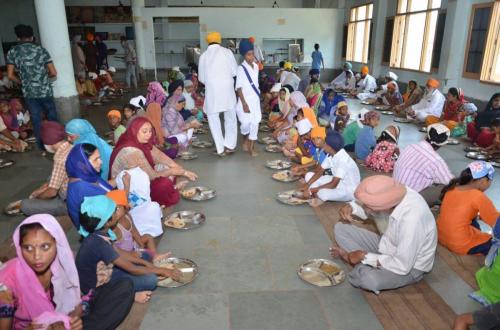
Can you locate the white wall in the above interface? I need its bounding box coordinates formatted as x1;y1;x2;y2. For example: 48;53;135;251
344;0;497;102
0;0;39;42
139;7;343;70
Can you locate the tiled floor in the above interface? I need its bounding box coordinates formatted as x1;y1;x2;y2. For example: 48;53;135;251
0;91;496;329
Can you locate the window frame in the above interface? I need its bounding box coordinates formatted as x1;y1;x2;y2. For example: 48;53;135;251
381;16;395;66
462;2;494;79
390;0;442;73
479;0;500;85
346;3;373;64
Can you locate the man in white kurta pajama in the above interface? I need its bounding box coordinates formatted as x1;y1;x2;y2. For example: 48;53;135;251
407;79;445;123
198;32;239;156
355;67;378;101
235;39;261;156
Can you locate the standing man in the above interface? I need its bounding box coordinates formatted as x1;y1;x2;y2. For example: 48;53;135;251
311;43;324;74
198;31;238;157
235;39;261;157
120;36;137;89
95;34;108;70
7;24;58;152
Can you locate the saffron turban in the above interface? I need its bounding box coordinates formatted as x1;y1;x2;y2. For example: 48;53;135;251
206;31;221;44
354;176;406;211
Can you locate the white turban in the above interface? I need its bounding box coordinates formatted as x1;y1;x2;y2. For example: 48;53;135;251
295;118;313;136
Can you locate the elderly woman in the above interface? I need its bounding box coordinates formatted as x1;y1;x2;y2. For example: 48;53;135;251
394;80;424;117
65;119;113;180
109;117;198;208
331;175;437;294
0;214;134;329
162;95;201;150
379;81;403;108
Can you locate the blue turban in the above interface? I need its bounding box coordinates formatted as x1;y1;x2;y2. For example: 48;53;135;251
239;38;254;56
343;62;353;71
309;68;320;76
325;130;345;152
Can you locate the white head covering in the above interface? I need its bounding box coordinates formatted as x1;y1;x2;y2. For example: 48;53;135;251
99;70;107;76
463;103;478;114
183;80;193;87
385;71;398;81
172;66;181;72
129;95;146;109
270;83;282;93
295;118;313;136
88;72;98;80
107;66;116;73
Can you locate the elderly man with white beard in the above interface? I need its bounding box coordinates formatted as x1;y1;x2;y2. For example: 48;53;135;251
330;175;437;294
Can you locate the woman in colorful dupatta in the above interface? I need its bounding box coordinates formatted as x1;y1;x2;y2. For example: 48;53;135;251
109;117;198;208
0;214;134;330
161;95;201;150
305;78;323;115
145;103;179;159
425;87;466;129
65;119;113;181
317;89;345;125
145;81;167;107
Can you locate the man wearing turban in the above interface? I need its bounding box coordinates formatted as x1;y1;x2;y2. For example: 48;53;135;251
352;65;377;101
302;129;360;207
235;38;261;156
393;123;454;206
18;121;72;216
331;175;437;294
199;32;239;156
407;78;445;123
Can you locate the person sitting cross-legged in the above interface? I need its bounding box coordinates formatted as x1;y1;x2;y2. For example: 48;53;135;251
331;175;437;294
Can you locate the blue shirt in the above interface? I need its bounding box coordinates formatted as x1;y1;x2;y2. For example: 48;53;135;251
311;50;323;70
75;232;119;293
355;126;376;160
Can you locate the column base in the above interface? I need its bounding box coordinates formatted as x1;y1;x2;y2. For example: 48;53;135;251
54;95;80;124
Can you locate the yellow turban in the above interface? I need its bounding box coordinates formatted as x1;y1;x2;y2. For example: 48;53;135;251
284;62;293;70
361;66;369;75
107;110;122;120
426;78;440;89
311;127;326;140
206;32;221;44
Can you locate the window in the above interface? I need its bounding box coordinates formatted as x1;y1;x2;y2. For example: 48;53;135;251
480;1;500;83
431;12;446;70
390;0;441;72
342;24;348;58
346;3;373;63
463;3;493;78
382;17;395;64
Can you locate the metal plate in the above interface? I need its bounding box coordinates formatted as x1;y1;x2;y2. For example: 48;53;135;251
464;146;484;152
192;140;214;148
266;159;292;170
447;138;460;145
466;152;491;160
259;125;272;132
298;259;345;287
393;117;412;123
194;127;208;134
0;159;15;169
360;100;372;105
178;151;198;160
265;144;282;153
155;257;199;288
4;200;22;216
276;190;309;205
180;186;217;201
381;110;393;115
164;211;206;230
272;170;299;182
419;127;427;133
258;136;277;145
375;105;390;111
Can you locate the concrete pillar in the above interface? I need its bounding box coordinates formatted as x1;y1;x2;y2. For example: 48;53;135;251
370;0;388;78
34;0;79;123
132;0;147;81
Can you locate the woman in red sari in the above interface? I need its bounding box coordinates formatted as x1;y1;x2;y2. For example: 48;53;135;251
109;117;198;207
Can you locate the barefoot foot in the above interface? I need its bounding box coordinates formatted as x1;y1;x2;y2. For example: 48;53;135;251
329;246;348;261
135;291;152;303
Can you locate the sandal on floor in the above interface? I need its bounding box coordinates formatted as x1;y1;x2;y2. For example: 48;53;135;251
4;200;22;215
0;159;15;169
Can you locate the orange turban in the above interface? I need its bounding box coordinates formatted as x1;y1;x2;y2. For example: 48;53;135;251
354;176;406;211
249;36;255;43
426;78;440;89
206;32;221;44
311;126;326;140
86;33;94;42
107;110;122;120
361;66;369;75
106;190;128;207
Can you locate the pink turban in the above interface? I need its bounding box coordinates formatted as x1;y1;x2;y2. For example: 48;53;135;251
354;175;406;211
40;121;66;145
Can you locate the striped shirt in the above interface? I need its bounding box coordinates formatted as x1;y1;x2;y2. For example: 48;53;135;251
393;141;453;192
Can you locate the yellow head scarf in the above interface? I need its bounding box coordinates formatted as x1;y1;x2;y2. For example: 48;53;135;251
284;62;293;70
206;32;222;44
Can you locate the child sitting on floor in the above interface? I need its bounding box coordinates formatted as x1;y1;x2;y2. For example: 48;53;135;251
291;126;328;177
355;110;380;161
76;195;181;303
485;119;500;157
329;101;350;132
365;125;400;173
107;110;126;144
285;117;313;164
343;108;369;152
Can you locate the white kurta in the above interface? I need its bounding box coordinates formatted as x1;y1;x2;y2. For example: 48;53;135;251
280;71;301;91
349;188;437;275
235;61;262;140
357;74;378;101
330;71;356;90
410;89;446;122
198;44;239;154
